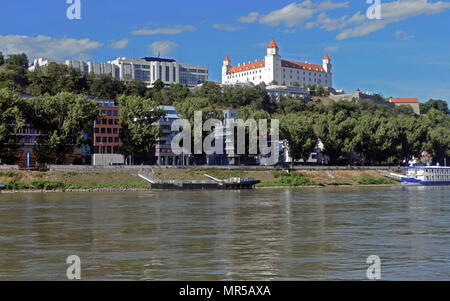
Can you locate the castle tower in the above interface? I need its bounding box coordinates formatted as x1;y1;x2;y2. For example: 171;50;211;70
265;39;281;85
222;56;231;84
323;53;332;73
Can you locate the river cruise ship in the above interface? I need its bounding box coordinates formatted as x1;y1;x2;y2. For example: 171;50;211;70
401;166;450;185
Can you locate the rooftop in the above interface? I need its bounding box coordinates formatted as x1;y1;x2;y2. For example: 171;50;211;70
268;39;278;48
389;98;419;103
228;60;265;74
282;60;325;72
142;57;176;63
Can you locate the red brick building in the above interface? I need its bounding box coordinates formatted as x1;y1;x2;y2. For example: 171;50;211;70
93;100;122;155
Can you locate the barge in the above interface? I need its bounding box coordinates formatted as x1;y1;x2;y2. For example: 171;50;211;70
138;174;260;190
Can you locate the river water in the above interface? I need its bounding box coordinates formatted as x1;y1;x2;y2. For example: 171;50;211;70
0;186;449;280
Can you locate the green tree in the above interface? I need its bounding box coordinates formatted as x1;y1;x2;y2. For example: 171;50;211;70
223;85;272;110
392;115;430;164
88;73;125;99
420;99;449;114
124;80;148;97
277;97;306;114
280;113;317;165
28;63;88;95
169;83;190;103
0;88;25;163
0;52;4;66
5;54;28;68
352;113;398;165
314;111;357;164
29;92;100;164
174;97;222;125
0;53;29;92
195;81;223;104
117;95;164;160
427;126;450;165
152;79;165;91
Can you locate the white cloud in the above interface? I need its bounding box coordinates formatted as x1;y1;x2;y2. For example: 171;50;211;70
279;28;297;34
337;20;390;40
133;25;195;35
149;40;178;57
238;0;450;41
212;24;241;32
238;1;349;27
313;12;365;31
239;12;260;23
258;2;316;27
109;38;129;49
0;34;102;60
395;30;414;40
336;0;450;40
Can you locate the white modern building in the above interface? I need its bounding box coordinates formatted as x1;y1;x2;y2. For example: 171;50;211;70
222;39;333;89
29;56;209;87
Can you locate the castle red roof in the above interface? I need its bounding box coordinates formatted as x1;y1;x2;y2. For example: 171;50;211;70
268;39;278;48
281;60;325;72
224;56;231;62
324;53;330;60
389;98;419;103
228;60;265;74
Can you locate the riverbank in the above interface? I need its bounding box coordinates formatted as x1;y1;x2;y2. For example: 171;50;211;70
0;168;399;193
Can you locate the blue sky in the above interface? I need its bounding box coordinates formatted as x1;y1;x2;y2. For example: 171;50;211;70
1;0;449;102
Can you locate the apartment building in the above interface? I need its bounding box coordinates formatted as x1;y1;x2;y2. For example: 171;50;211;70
29;56;209;88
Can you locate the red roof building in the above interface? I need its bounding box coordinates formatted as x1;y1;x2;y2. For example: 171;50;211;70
222;39;333;88
389;98;421;114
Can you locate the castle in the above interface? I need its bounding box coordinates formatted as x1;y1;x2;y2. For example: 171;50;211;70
222;39;332;89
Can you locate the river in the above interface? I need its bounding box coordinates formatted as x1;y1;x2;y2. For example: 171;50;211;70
0;186;449;280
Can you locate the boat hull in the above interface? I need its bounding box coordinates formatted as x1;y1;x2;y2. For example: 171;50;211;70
401;177;450;186
151;180;261;190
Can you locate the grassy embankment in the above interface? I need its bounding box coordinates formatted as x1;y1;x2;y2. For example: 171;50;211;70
0;170;149;191
153;169;398;187
0;168;398;191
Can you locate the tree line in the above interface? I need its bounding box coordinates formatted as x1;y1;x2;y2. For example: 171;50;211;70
1;52;449;166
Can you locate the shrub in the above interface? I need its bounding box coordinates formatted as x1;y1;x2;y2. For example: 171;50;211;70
272;170;291;178
357;174;394;185
30;180;65;190
5;179;29;190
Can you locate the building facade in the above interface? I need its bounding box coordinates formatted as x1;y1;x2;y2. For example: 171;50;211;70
222;39;333;88
91;99;125;166
29;57;209;88
389;98;421;115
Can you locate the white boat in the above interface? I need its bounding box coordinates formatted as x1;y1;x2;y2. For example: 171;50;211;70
401;165;450;185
